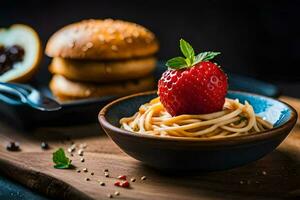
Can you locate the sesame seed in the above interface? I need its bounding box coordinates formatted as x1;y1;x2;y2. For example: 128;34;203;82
262;171;267;175
68;144;76;153
98;35;105;42
86;42;93;48
67;148;73;153
114;191;120;196
91;172;94;176
85;178;90;181
82;46;88;52
104;18;113;23
104;169;109;172
133;31;139;38
104;172;109;177
78;149;84;156
130;178;136;182
83;168;88;172
81;158;85;162
141;176;147;180
91;27;99;33
107;28;116;34
107;194;113;198
240;180;244;184
77;169;81;173
126;38;133;43
79;143;87;149
100;181;105;186
111;45;118;51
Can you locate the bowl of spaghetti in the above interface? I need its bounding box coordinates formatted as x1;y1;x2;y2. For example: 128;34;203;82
99;90;297;171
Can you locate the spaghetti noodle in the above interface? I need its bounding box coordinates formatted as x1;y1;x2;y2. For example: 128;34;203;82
120;97;273;138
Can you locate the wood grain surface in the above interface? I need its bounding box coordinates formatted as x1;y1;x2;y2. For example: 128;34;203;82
0;96;299;200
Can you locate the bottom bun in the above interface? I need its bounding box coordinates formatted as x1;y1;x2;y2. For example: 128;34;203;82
49;74;155;101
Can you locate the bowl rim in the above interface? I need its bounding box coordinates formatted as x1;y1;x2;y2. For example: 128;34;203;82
99;90;297;145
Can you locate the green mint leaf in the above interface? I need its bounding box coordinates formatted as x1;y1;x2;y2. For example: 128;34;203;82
53;148;72;169
166;57;187;69
202;52;221;61
194;53;207;64
185;58;191;66
180;39;195;61
54;163;71;169
193;52;221;65
166;39;222;70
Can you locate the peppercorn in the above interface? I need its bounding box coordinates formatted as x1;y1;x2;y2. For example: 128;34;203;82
41;142;49;150
6;141;20;151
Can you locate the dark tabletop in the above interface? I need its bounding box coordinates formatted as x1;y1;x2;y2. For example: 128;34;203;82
0;175;48;200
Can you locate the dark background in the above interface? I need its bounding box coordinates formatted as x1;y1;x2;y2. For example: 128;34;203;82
1;0;300;96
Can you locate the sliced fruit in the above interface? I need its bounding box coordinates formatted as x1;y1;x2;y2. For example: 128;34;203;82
0;24;42;82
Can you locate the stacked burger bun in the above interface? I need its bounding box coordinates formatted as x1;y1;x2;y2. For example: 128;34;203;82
45;19;159;101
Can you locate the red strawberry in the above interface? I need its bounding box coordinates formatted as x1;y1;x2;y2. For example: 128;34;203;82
158;39;228;116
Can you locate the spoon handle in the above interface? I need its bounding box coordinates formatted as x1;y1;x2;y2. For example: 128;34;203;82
0;82;61;111
0;83;27;105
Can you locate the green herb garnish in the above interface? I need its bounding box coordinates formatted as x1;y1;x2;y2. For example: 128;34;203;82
166;39;220;69
52;148;72;169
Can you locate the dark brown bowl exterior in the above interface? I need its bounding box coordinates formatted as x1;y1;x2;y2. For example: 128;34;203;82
99;91;297;171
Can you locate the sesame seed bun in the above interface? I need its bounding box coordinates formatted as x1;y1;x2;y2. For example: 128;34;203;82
49;74;155;101
45;19;159;60
49;57;156;83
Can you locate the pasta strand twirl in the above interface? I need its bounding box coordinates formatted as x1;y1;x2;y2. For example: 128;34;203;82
120;98;273;138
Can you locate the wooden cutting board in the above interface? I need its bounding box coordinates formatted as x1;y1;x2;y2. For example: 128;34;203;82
0;96;299;200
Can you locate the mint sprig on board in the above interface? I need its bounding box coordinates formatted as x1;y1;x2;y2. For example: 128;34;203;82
166;39;221;69
53;148;72;169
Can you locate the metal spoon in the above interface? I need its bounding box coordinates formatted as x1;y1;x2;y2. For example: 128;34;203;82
0;82;61;111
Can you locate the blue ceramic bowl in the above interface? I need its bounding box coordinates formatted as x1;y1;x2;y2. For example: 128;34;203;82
99;91;297;171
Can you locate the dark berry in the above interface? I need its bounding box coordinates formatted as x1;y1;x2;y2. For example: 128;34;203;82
7;45;25;62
